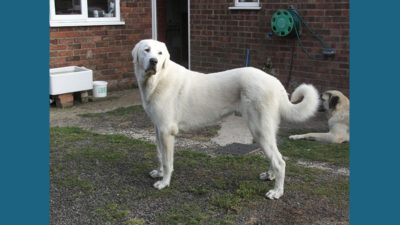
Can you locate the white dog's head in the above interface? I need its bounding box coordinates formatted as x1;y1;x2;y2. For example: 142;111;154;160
132;39;170;78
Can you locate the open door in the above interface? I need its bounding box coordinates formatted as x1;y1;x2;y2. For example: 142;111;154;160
156;0;189;68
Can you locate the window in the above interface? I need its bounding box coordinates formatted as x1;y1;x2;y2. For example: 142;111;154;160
50;0;124;27
229;0;261;10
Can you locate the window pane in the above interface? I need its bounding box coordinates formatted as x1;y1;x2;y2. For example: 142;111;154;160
55;0;82;15
88;0;116;18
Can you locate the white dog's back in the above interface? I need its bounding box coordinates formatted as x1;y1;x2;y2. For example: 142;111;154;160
161;62;319;130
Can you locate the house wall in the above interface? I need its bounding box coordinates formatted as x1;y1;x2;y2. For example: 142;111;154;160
50;0;152;90
190;0;349;95
50;0;349;95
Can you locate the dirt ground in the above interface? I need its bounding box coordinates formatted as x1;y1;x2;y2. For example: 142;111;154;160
50;88;349;225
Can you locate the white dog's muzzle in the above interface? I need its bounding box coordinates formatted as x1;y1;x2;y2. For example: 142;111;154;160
145;58;158;75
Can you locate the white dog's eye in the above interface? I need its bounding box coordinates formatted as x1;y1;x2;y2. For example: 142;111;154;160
145;48;150;53
158;51;162;55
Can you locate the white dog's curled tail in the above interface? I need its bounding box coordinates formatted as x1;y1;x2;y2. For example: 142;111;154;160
280;84;319;122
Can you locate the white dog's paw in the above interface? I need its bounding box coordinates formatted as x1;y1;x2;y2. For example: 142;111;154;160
149;170;163;178
153;180;169;190
259;171;275;181
265;188;283;200
289;135;302;140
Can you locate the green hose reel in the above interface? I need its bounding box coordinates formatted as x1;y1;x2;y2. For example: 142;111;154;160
271;9;300;37
270;8;335;60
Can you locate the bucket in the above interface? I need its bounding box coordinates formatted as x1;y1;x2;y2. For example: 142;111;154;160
93;81;108;97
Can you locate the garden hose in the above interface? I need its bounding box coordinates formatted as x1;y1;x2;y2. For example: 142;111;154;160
287;8;334;60
285;39;296;88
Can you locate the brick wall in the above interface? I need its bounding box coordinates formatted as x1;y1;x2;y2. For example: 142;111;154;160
50;0;349;95
190;0;349;95
50;0;153;90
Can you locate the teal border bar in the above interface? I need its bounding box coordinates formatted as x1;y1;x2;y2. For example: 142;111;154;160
351;1;399;224
1;1;49;224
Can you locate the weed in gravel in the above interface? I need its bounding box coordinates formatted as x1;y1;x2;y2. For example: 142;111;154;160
78;105;143;118
210;193;241;212
187;184;210;195
158;203;210;225
123;219;145;225
94;203;131;222
55;175;94;193
235;180;271;199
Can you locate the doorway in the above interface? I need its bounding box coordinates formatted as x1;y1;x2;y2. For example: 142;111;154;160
156;0;189;68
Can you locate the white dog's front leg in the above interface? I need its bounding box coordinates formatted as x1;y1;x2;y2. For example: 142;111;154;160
153;131;175;190
150;127;164;178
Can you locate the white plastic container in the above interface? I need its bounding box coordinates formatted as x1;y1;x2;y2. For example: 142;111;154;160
50;66;93;95
93;81;108;97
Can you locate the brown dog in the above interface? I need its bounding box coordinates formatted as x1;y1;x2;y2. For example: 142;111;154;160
289;90;349;143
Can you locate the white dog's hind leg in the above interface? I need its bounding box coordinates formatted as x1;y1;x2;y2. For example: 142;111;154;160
259;129;285;199
244;106;285;199
150;127;164;178
263;145;286;200
153;131;175;190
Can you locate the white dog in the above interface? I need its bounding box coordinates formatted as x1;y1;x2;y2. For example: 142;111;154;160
289;90;349;143
132;39;319;199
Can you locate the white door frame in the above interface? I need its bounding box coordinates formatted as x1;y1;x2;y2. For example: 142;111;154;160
151;0;191;69
151;0;157;40
187;0;191;69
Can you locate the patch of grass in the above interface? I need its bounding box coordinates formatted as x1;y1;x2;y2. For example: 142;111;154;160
78;105;144;118
158;203;209;225
51;126;90;135
106;105;144;117
123;219;145;225
285;161;349;207
56;175;94;193
210;193;241;212
65;147;126;162
51;127;349;224
312;179;349;196
174;150;210;170
147;186;177;198
279;131;349;167
187;184;210;195
94;203;131;222
50;126;93;148
235;180;271;199
77;113;104;118
50;165;66;175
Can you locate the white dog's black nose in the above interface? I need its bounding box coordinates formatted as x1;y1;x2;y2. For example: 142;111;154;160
150;58;158;65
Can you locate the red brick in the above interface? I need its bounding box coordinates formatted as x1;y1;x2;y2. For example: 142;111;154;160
55;93;74;108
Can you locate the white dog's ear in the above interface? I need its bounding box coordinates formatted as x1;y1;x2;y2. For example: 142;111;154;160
162;43;170;69
132;42;141;65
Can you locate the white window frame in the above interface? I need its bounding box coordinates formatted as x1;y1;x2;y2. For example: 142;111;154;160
50;0;125;27
229;0;261;10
